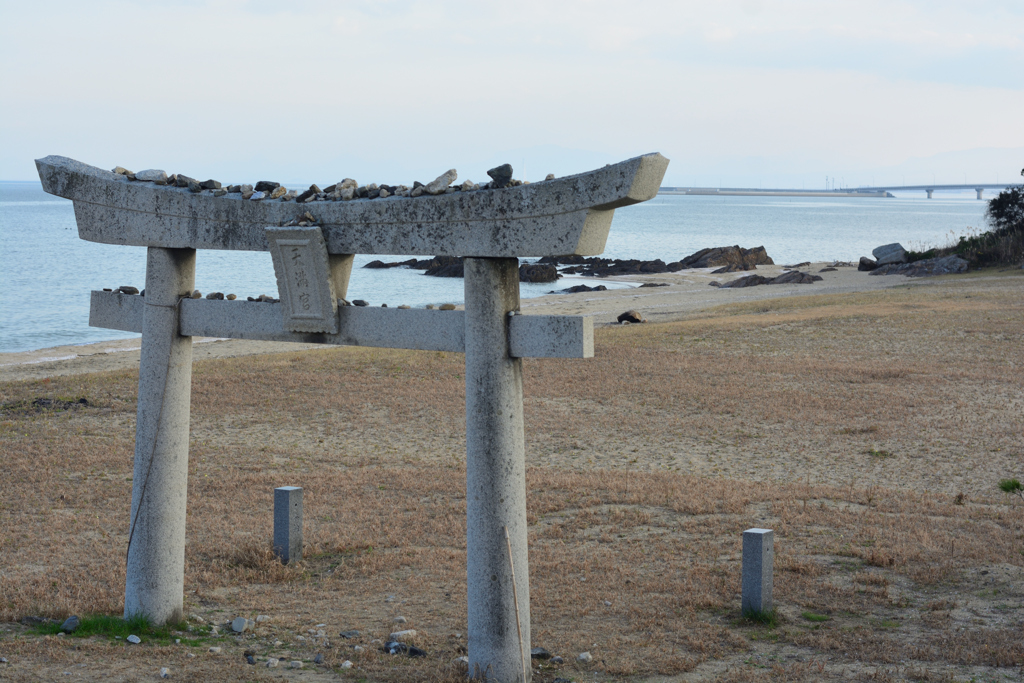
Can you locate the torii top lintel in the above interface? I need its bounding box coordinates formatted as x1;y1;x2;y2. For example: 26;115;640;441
34;154;669;258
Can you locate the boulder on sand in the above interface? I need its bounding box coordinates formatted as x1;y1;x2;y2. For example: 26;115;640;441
858;256;878;271
872;243;907;266
617;310;644;324
720;271;822;288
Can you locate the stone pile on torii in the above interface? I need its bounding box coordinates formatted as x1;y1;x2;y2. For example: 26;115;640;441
36;152;669;682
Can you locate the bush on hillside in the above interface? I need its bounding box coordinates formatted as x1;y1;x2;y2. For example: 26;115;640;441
944;171;1024;267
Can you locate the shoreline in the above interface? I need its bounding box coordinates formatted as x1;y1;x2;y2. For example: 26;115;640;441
0;262;943;382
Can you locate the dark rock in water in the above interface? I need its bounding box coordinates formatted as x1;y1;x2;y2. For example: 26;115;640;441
558;284;607;294
365;259;417;269
60;616;80;633
423;256;464;278
118;285;139;295
538;255;587;265
352;300;369;307
617;310;644;323
381;641;427;657
200;179;221;190
679;245;773;270
339;630;360;639
858;256;878;271
870;255;968;277
531;647;552;660
519;263;558;283
487;163;514;189
639;282;669;287
254;181;280;192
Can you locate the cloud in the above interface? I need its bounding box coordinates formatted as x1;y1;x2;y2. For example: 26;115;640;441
0;0;1021;184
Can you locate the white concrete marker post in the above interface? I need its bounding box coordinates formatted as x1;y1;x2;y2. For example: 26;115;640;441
124;247;196;625
464;258;531;683
273;486;303;564
742;528;774;616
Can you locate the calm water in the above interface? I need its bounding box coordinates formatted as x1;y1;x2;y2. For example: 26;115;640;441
0;181;989;353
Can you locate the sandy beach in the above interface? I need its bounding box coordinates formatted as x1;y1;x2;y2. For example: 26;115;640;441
0;262;924;383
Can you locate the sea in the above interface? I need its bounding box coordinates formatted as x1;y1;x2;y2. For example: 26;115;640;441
0;181;990;354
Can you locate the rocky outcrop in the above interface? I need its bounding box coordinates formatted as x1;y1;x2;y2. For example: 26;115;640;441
720;271;823;288
365;258;418;269
538;246;772;277
518;263;559;283
423;256;464;277
679;245;773;269
872;243;907;266
870;255;968;277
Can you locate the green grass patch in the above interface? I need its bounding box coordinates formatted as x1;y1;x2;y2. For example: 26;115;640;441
866;448;894;458
742;608;779;628
31;614;195;644
801;611;830;622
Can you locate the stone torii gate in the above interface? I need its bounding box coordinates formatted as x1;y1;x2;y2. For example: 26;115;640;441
36;153;668;682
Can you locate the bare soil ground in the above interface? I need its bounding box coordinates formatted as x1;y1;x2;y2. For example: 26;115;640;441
0;270;1022;682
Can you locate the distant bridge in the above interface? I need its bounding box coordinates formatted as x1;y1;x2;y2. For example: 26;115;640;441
850;183;1017;199
659;182;1018;199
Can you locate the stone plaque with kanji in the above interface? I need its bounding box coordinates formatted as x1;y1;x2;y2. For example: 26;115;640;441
267;227;338;333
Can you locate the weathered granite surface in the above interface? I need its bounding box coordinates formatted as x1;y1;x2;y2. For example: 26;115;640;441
36;153;669;257
872;243;907;266
88;290;593;359
870;255;968;277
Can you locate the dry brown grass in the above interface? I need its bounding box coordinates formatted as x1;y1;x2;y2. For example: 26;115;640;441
1;273;1023;681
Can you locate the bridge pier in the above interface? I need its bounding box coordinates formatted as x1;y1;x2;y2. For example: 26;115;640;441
976;188;984;200
926;189;934;199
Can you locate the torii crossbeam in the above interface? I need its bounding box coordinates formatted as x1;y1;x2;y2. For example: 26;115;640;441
36;152;669;682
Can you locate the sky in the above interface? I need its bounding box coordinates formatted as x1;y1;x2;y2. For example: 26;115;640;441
2;0;1023;188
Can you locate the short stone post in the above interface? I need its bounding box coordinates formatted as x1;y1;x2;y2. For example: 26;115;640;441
742;528;774;615
273;486;303;564
464;258;531;683
125;247;196;625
